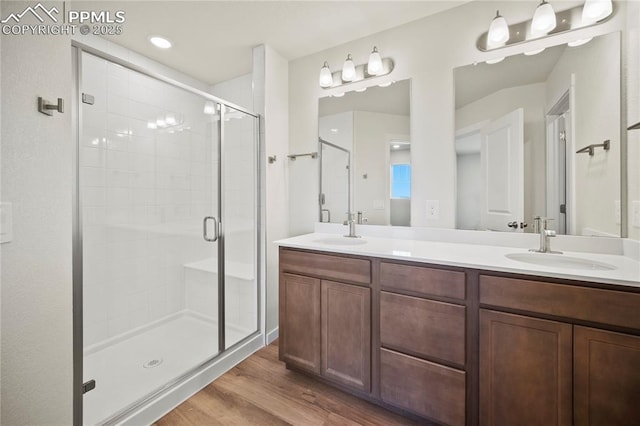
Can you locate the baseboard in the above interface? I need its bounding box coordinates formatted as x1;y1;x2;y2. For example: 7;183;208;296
266;327;279;344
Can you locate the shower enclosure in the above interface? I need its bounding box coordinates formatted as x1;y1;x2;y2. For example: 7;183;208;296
73;46;261;424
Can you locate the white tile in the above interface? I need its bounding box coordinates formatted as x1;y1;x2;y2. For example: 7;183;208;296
107;113;130;135
81;147;106;168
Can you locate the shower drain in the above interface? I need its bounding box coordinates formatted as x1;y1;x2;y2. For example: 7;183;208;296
143;358;163;369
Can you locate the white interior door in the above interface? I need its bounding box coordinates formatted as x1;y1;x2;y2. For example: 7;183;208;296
480;108;524;232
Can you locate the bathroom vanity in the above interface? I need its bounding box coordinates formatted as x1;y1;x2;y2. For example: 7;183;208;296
277;234;640;426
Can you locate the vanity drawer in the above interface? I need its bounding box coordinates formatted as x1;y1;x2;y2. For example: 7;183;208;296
380;291;465;366
279;248;371;285
480;275;640;329
380;348;466;426
380;262;465;300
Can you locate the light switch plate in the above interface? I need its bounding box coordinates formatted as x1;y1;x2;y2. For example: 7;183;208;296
1;202;13;243
426;200;440;220
373;200;385;210
632;201;640;228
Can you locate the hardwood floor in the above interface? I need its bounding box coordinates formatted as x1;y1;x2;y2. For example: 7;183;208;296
155;342;419;425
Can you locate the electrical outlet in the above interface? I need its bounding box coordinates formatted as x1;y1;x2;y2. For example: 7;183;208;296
615;200;621;225
632;201;640;228
426;200;440;220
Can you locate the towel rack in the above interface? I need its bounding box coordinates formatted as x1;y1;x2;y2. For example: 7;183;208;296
287;152;318;160
576;139;610;156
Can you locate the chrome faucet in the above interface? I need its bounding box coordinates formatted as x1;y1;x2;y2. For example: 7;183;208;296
530;216;562;254
344;212;360;238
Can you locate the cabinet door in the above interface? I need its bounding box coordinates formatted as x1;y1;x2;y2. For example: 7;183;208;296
479;310;572;426
280;273;321;374
574;326;640;426
321;280;371;392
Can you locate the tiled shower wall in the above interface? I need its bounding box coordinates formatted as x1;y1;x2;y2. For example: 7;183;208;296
81;53;218;347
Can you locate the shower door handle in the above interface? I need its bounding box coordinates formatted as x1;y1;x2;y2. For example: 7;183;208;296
203;216;219;242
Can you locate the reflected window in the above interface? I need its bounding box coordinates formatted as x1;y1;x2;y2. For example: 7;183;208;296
391;163;411;199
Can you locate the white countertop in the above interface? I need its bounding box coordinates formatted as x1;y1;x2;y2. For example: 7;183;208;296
275;233;640;288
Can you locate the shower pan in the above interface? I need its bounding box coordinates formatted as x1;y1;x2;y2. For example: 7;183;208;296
72;44;261;424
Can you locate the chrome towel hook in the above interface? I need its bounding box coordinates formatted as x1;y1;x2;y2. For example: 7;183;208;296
38;97;64;116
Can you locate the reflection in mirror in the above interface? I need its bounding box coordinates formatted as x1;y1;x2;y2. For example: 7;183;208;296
319;138;350;224
318;80;411;226
454;32;621;236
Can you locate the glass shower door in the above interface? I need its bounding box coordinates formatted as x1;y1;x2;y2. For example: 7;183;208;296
80;51;222;424
220;106;259;348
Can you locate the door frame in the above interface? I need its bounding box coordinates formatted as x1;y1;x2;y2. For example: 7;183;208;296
546;83;576;235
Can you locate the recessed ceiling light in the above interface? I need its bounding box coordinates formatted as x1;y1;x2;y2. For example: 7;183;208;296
149;36;172;49
393;144;401;149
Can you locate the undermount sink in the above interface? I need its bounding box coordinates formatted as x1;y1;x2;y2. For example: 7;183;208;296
505;252;616;271
314;237;368;246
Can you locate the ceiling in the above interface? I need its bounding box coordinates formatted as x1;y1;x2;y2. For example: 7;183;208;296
72;1;468;85
454;44;567;108
319;79;410;117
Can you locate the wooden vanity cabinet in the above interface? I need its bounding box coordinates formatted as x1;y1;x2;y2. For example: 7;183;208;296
479;274;640;426
279;247;640;426
574;326;640;426
479;309;573;426
279;249;372;393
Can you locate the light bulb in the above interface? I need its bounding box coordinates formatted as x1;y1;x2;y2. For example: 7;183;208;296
149;36;172;49
319;61;333;88
393;144;400;149
532;1;557;34
582;0;612;24
342;54;356;82
367;47;383;76
487;10;509;47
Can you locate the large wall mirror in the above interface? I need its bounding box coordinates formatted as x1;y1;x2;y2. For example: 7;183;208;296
455;31;622;237
318;79;411;226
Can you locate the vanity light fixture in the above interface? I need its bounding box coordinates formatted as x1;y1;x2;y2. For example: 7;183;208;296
367;47;383;76
532;1;557;34
342;54;356;82
319;62;333;88
582;0;612;24
318;46;394;89
478;1;614;53
149;35;172;49
487;10;509;47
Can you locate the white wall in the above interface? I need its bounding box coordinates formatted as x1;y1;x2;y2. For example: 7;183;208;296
456;153;482;230
211;73;253;111
253;45;289;338
456;83;547;228
1;1;73;423
288;0;625;236
546;32;621;236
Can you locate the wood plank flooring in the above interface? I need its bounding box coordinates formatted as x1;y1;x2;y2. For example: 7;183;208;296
155;342;419;425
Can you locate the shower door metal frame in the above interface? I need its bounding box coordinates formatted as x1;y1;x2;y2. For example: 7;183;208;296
71;42;262;425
